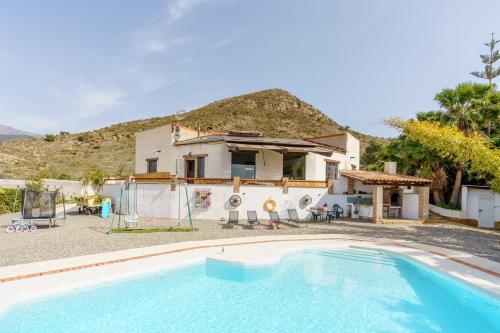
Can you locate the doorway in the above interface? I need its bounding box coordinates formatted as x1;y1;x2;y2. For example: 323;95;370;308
185;160;195;178
478;194;495;228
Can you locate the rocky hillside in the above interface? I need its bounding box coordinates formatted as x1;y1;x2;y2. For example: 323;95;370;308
0;89;384;179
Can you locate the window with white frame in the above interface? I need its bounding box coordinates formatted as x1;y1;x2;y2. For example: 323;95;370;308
325;161;339;180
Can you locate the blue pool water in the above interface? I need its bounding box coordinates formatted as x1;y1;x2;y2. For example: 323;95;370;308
0;249;498;333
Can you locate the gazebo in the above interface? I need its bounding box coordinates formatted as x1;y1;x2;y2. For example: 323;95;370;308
340;163;432;223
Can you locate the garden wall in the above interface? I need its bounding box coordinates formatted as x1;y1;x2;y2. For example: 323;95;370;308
0;179;92;197
101;182;377;221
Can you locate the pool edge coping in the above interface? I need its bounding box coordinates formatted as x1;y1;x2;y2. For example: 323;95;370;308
0;234;499;315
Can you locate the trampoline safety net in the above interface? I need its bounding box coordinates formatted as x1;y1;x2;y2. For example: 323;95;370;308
22;189;58;219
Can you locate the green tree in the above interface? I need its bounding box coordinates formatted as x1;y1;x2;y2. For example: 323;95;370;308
433;82;491;203
434;82;490;135
403;121;500;194
360;140;385;170
471;33;500;89
478;91;500;137
380;137;448;204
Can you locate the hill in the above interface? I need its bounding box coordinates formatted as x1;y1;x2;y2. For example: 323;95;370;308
0;89;385;179
0;124;38;142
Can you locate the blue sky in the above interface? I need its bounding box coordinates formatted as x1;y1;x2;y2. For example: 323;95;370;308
0;0;499;136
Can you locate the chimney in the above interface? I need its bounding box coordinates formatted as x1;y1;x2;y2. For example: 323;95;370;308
384;162;397;174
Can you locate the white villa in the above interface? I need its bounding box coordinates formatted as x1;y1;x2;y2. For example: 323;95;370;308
135;124;360;182
110;123;432;223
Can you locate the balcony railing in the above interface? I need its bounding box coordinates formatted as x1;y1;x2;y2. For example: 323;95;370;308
104;174;330;193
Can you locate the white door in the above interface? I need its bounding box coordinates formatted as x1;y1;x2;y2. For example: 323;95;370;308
478;194;495;228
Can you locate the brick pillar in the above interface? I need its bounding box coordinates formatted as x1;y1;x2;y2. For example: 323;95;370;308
233;176;240;193
418;186;430;222
327;178;334;194
170;174;176;191
372;185;383;223
347;178;355;194
282;177;289;194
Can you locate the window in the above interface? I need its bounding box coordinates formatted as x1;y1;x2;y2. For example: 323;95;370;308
283;154;305;180
146;158;158;173
231;152;256;179
326;161;339;180
196;156;205;178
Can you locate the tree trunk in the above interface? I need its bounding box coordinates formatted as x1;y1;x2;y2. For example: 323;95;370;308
432;190;442;205
449;165;463;206
439;190;445;204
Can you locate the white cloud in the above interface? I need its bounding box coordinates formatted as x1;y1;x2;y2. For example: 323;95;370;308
50;82;126;120
140;36;191;53
130;0;207;53
211;36;238;49
77;85;125;118
167;0;207;22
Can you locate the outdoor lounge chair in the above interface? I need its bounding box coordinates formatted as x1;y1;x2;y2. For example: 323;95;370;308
246;211;261;228
268;211;281;224
227;211;239;227
287;209;303;223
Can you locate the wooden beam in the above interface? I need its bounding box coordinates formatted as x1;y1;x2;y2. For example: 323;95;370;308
233;176;240;193
282;177;289;194
327;178;334;194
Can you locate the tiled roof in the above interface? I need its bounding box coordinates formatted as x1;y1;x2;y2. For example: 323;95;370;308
175;135;330;147
340;170;432;186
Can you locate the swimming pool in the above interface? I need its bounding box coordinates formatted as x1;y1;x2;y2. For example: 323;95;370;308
0;248;498;333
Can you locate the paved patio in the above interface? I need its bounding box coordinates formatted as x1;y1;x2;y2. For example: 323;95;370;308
1;210;499;266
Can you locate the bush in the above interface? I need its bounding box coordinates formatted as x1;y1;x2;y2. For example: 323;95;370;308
43;134;56;142
25;174;46;192
77;134;89;142
437;203;461;211
0;188;21;214
57;173;72;180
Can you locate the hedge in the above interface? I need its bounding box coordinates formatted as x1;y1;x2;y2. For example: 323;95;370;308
0;188;21;215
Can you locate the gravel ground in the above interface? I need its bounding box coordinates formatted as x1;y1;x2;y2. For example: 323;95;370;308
1;210;499;267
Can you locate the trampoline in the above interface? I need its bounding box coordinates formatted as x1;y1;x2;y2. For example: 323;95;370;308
11;189;66;228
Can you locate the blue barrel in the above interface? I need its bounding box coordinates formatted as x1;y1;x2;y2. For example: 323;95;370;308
101;199;111;218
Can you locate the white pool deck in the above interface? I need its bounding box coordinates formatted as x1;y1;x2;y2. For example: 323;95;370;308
0;234;499;315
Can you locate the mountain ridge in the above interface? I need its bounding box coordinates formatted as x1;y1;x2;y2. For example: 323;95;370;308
0;124;38;141
0;88;385;179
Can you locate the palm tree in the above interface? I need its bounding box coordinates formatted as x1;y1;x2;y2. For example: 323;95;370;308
434;83;490;205
434;83;490;135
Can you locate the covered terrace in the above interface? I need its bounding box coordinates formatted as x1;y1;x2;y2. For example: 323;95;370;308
341;166;432;223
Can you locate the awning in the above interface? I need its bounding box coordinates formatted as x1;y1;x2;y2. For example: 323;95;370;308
226;142;333;156
340;170;432;186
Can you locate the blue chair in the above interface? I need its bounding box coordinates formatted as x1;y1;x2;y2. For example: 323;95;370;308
333;204;344;218
326;209;336;222
310;209;321;221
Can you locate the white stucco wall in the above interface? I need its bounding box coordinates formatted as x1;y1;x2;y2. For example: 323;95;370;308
402;193;419;220
0;178;87;197
101;183;376;221
135;125;172;174
305;153;325;181
256;150;283;179
463;187;499;222
168;142;231;178
135;124;360;181
344;132;360;170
